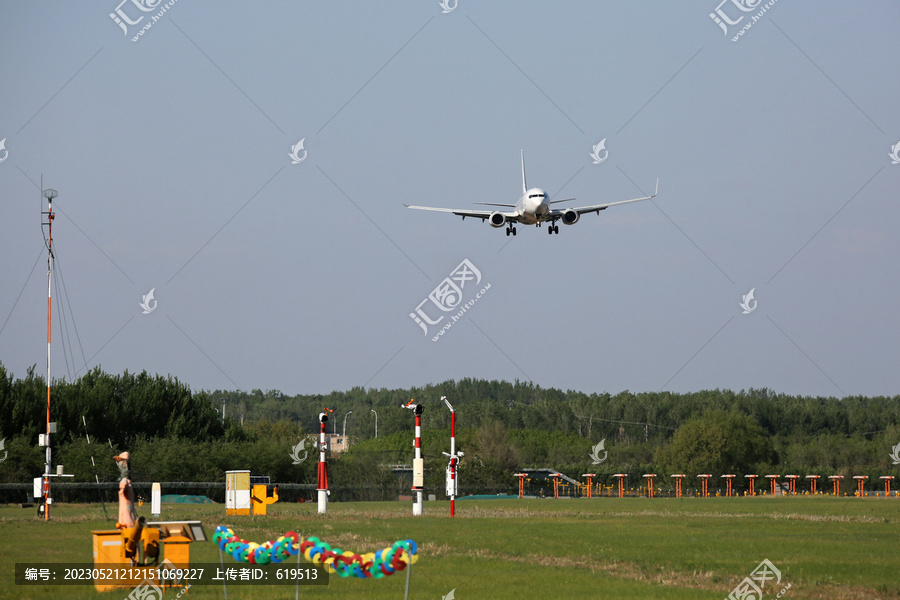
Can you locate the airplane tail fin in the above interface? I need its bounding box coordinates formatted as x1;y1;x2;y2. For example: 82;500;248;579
521;150;527;194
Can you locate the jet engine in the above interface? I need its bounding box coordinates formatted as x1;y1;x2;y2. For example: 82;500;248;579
489;212;506;228
561;209;580;225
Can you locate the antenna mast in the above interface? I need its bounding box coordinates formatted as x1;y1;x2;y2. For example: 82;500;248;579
41;186;57;520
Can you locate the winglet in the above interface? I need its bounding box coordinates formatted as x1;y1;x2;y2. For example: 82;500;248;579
654;178;659;198
521;149;527;195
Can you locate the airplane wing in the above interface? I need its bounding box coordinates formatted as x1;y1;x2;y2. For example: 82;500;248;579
551;180;658;217
404;204;521;223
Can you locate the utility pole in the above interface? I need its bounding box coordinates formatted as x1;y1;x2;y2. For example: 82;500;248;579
371;409;377;438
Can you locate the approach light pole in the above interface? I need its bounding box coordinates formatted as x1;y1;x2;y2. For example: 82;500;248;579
343;411;352;439
371;409;378;438
402;399;425;516
441;396;463;518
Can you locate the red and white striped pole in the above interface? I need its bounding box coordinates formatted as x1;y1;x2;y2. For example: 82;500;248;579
317;409;331;514
441;396;462;518
42;188;57;521
403;400;425;516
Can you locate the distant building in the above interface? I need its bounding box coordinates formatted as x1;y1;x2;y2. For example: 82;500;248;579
325;434;349;454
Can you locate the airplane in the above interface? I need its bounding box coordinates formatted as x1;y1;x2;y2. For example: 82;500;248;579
406;151;658;236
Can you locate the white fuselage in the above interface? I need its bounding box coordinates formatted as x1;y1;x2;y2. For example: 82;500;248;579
405;150;657;235
515;187;550;225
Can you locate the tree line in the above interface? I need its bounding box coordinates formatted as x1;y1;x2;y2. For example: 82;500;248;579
1;362;898;501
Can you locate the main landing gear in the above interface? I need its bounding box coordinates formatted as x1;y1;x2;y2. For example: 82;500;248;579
547;224;559;235
505;225;517;236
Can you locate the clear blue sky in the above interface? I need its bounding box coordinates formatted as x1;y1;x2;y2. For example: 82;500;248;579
1;2;898;398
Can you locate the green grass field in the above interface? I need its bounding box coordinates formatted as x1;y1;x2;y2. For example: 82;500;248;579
1;496;897;599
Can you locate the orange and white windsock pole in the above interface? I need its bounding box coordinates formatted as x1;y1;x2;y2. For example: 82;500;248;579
441;396;463;518
317;409;332;514
403;399;425;516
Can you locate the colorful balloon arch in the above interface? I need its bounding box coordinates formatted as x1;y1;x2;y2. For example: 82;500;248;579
212;526;418;579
